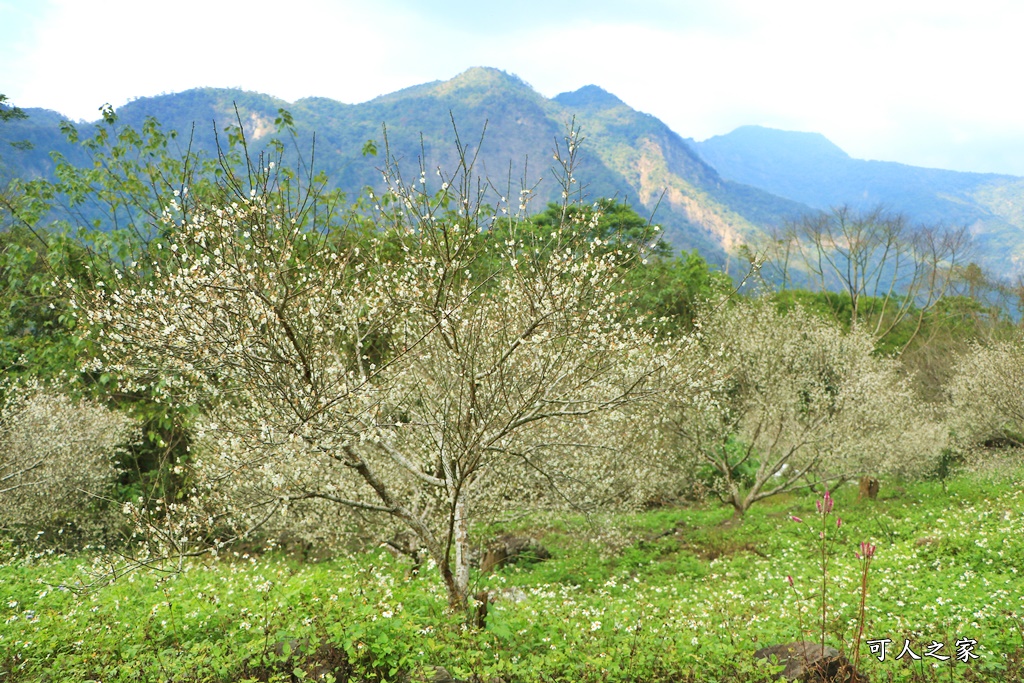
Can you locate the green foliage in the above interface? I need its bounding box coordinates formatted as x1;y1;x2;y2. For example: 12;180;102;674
770;288;921;341
0;223;85;379
694;435;760;492
0;109;257;531
0;95;31;153
379;196;725;338
0;95;27;124
2;469;1022;681
0;217;193;528
489;200;729;332
630;249;732;331
531;198;670;258
770;287;1016;401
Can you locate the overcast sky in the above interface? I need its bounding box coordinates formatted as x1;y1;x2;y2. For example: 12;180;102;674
4;0;1024;175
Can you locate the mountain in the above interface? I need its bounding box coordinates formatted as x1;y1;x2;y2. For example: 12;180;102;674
6;70;1024;276
0;68;809;267
691;126;1024;274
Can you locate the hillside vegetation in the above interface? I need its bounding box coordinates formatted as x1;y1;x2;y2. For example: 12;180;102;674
7;69;1024;278
0;68;814;267
2;93;1024;682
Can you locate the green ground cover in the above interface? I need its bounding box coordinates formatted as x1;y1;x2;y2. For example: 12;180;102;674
2;466;1022;682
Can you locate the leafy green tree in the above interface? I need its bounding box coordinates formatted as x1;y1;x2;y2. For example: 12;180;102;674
0;97;81;383
0;95;25;122
0;104;298;530
492;201;729;332
531;198;671;258
0;94;31;153
630;249;733;332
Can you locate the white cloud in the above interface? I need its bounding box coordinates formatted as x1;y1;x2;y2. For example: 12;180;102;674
9;0;425;119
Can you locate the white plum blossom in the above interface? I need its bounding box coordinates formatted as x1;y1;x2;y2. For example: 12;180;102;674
665;300;942;515
74;126;671;607
0;380;138;539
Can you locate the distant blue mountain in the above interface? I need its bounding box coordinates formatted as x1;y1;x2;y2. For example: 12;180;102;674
691;126;1024;274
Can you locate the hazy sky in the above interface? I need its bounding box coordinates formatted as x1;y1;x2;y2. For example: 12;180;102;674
4;0;1024;175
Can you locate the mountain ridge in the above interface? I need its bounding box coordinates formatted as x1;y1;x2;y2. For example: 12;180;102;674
690;124;1024;272
4;69;1024;274
1;68;810;265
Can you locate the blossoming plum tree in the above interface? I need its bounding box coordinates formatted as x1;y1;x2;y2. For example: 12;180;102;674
73;125;668;607
667;300;940;516
945;337;1024;450
0;381;137;540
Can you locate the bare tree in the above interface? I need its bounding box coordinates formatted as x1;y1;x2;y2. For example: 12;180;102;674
763;205;971;350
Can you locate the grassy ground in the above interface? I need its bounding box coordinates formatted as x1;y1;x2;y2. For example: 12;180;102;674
2;464;1023;682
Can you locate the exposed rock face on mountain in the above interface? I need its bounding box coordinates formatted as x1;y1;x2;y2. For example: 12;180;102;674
5;68;1024;275
0;68;808;266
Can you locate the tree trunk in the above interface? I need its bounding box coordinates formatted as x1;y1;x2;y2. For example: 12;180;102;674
452;497;470;607
439;561;466;610
728;483;748;518
436;496;471;610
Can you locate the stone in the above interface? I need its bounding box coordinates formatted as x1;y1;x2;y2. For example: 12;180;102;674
478;535;549;574
241;637;351;681
429;666;456;683
479;546;507;575
409;667;504;683
412;665;467;683
754;641;865;682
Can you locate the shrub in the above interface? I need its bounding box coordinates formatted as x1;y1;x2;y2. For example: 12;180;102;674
0;381;138;544
667;300;942;515
945;337;1024;451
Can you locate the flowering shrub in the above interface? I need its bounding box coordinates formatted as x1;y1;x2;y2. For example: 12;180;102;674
0;381;137;543
945;337;1024;451
667;300;941;515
